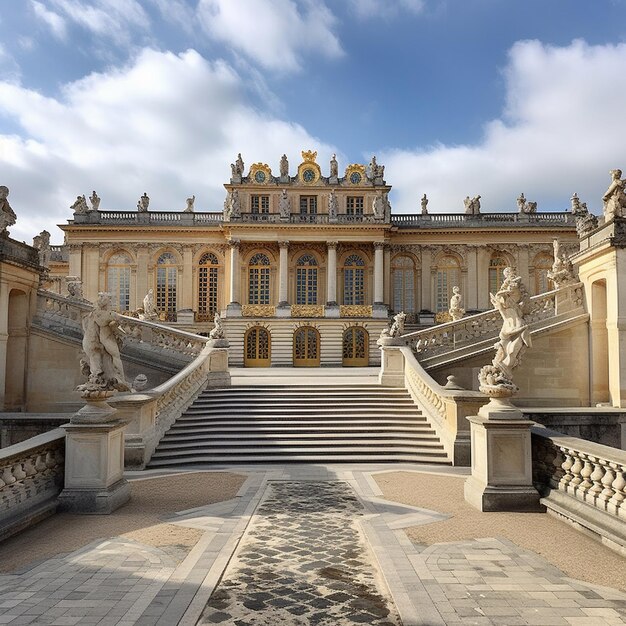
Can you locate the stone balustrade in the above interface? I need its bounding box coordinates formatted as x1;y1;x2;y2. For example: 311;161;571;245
532;425;626;551
0;429;65;541
391;211;576;228
404;283;585;365
0;236;41;269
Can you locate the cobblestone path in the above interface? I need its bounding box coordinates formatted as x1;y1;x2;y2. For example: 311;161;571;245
197;481;401;626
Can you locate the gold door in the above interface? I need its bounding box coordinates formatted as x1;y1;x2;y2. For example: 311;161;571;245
244;327;271;367
293;326;320;367
342;326;369;367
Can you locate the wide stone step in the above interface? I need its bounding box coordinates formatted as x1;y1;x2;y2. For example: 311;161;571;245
190;398;418;407
181;406;422;416
163;423;435;436
197;388;412;397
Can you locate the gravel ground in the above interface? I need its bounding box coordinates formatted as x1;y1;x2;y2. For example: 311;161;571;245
374;470;626;592
0;471;246;573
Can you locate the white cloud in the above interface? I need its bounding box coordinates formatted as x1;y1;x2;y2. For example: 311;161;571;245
48;0;150;47
348;0;425;19
31;1;67;40
196;0;343;72
381;39;626;215
0;48;337;243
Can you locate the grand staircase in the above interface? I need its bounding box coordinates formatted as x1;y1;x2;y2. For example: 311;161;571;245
148;384;450;466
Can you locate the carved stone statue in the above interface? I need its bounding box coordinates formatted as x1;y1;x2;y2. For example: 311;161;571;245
89;191;100;211
142;288;158;319
33;230;51;268
421;194;428;215
373;190;385;219
575;202;598;237
0;186;17;235
224;189;241;219
328;189;338;219
279;189;290;218
235;153;244;176
137;192;150;212
526;201;537;213
368;156;385;181
280;154;289;178
547;239;576;289
449;286;465;321
209;312;226;340
78;292;129;394
570;193;582;214
602;168;626;220
65;276;85;301
70;194;89;215
471;195;481;214
463;196;472;214
478;267;531;397
184;195;195;212
378;311;406;345
517;193;526;213
330;153;338;178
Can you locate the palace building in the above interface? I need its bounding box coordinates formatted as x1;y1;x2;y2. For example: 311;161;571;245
49;150;578;367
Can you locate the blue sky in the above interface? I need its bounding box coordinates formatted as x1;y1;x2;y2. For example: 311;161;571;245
1;0;626;242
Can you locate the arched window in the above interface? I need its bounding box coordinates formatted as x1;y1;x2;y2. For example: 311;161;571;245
488;256;508;295
435;255;460;312
248;253;271;305
296;254;318;305
156;252;178;321
343;254;365;305
392;254;417;313
107;252;132;312
198;252;219;321
533;254;553;294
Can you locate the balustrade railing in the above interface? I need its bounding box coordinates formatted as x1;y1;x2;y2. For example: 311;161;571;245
37;291;207;359
405;283;584;361
391;211;575;228
0;429;65;541
532;425;626;548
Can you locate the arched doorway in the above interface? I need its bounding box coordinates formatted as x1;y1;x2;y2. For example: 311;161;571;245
5;289;28;410
293;326;320;367
244;326;271;367
342;326;369;367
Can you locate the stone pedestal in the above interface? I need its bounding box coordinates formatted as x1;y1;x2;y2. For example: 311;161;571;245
59;416;130;514
372;303;389;318
464;400;541;512
378;343;405;387
324;304;340;318
276;304;291;318
225;302;242;317
176;308;194;324
206;342;231;387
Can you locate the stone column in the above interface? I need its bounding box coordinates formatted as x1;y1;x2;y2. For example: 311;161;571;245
325;241;339;317
466;246;478;311
0;282;8;409
420;246;433;321
373;242;388;318
226;239;241;316
135;244;149;311
277;241;290;315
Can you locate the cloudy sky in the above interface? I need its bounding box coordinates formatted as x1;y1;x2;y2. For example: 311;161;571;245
1;0;625;243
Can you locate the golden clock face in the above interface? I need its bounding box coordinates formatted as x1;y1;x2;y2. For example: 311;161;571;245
254;170;266;183
350;171;362;184
302;169;316;183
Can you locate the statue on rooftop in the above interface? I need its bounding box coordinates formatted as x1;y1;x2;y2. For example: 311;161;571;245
330;154;338;178
235;153;244;176
280;154;289;178
70;194;89;215
570;193;582;214
602;168;626;220
464;195;481;214
89;191;100;211
137;192;150;212
449;286;465;321
33;230;51;268
184;195;195;212
478;267;531;397
517;193;527;213
421;193;428;214
368;156;385;181
0;186;17;235
78;292;130;394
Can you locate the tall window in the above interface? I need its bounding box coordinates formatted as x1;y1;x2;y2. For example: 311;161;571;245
392;255;417;313
107;252;131;312
299;196;317;215
489;256;508;294
346;196;364;215
156;252;177;321
343;254;365;305
533;254;553;294
296;254;318;304
198;252;219;321
435;255;460;312
248;253;271;305
251;195;269;214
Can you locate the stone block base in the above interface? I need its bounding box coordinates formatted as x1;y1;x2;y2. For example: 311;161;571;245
464;477;542;512
206;371;232;387
58;478;131;514
225;303;242;317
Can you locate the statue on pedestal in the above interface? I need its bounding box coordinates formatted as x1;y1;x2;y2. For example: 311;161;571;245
478;267;531;397
378;312;406;346
368;156;385;181
602;168;626;220
330;154;338;179
137;192;150;212
33;230;51;268
142;288;158;319
547;239;576;288
89;191;100;211
78;292;129;395
209;312;225;340
235;153;244;176
421;194;428;215
184;195;195;212
449;286;465;320
0;186;17;235
280;154;289;178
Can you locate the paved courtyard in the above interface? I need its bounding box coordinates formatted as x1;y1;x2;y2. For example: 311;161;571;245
0;464;625;625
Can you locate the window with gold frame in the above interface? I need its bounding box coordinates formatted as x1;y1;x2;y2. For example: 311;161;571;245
343;254;366;305
156;252;178;321
392;254;417;313
295;254;318;305
248;253;271;305
197;252;219;321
